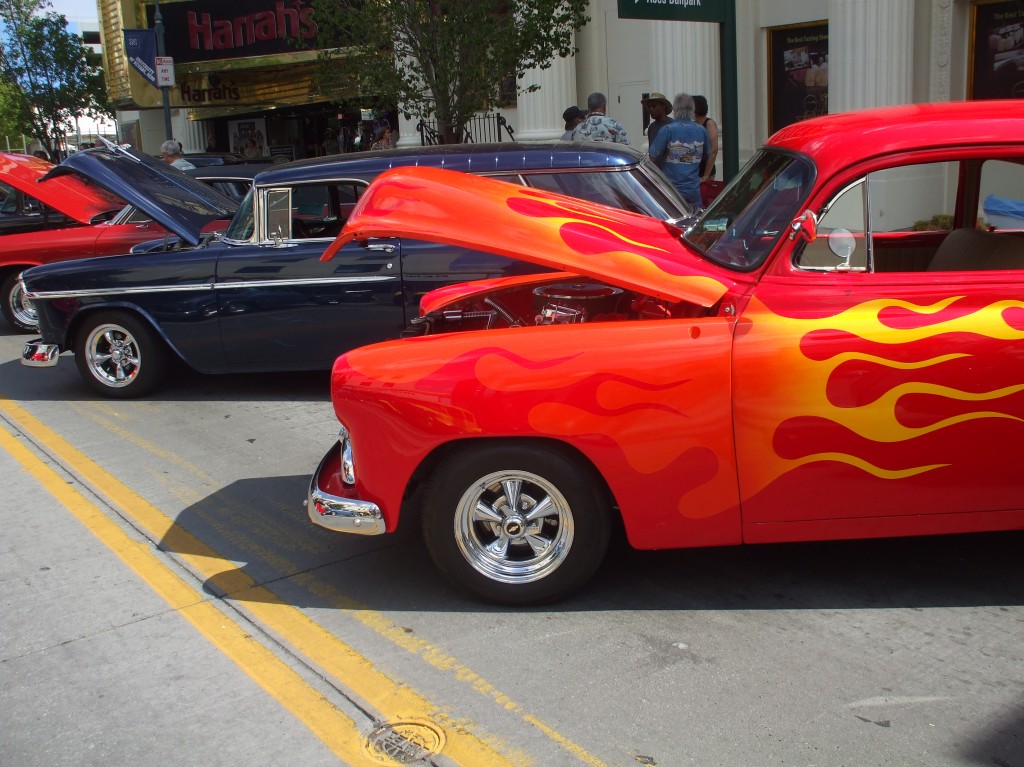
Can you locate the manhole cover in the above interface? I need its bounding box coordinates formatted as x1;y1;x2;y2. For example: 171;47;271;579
365;720;445;764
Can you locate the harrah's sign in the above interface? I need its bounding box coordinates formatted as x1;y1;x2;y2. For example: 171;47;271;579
150;0;319;64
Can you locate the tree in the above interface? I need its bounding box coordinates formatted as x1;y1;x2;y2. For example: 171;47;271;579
314;0;590;144
0;78;31;141
0;0;111;160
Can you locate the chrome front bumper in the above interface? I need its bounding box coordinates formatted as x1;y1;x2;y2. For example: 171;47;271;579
306;443;385;535
21;340;60;367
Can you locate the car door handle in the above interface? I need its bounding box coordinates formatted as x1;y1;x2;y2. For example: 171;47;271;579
364;243;396;253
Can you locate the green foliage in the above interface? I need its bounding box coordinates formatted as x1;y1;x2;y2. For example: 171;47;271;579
313;0;589;143
0;78;31;139
0;0;111;160
912;214;954;231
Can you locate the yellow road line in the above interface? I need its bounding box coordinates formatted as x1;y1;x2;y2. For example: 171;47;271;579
2;396;609;767
0;400;523;767
0;426;386;767
72;401;608;766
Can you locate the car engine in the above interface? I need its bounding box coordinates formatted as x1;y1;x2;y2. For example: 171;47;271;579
405;279;695;336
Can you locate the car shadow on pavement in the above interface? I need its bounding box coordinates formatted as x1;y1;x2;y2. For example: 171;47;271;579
156;475;1024;614
961;702;1024;767
0;354;332;403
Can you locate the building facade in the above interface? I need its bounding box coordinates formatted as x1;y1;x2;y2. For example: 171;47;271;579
500;0;1019;178
99;0;1020;173
100;0;371;159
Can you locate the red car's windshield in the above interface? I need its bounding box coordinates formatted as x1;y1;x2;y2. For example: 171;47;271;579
685;150;815;271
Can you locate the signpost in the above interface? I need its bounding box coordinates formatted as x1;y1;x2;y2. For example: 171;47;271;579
123;7;173;142
154;0;173;140
617;0;739;180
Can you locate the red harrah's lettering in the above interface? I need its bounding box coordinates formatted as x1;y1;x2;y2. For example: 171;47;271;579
179;81;241;102
188;1;316;51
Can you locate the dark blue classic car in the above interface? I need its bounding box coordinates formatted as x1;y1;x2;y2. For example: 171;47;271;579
21;142;691;397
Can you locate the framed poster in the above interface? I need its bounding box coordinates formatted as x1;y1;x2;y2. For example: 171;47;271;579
970;0;1024;100
768;22;829;134
228;117;269;158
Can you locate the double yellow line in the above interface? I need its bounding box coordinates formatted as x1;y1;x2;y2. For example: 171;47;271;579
0;398;605;767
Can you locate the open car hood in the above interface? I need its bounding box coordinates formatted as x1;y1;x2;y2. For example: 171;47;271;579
0;152;126;224
323;167;732;306
43;144;238;245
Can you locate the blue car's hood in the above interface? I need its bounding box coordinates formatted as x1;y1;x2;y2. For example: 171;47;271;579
43;144;237;245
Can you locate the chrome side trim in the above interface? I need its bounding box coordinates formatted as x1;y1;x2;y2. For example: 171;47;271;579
217;275;397;290
306;447;385;535
23;283;215;299
21;340;60;367
23;274;397;300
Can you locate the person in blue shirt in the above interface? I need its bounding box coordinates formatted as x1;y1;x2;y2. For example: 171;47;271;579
647;93;709;209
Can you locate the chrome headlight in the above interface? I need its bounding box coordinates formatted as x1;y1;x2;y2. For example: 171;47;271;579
338;424;355;485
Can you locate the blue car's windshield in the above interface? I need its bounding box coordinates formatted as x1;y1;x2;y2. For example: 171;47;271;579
684;150;814;270
223;187;255;242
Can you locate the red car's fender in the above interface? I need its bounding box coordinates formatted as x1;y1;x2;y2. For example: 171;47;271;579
331;317;743;550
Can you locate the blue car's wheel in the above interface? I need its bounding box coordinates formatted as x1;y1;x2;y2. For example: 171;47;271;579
74;312;168;398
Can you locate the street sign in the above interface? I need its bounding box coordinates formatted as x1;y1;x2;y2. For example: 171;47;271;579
617;0;728;23
156;56;175;87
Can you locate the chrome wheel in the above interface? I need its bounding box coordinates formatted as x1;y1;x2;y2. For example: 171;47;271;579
2;273;37;332
84;322;143;388
453;469;575;584
75;312;167;397
425;445;611;603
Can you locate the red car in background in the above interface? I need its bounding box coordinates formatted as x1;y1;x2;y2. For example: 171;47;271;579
308;100;1024;604
0;152;236;331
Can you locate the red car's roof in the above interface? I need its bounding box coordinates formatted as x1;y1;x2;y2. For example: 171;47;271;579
767;100;1023;181
0;152;126;224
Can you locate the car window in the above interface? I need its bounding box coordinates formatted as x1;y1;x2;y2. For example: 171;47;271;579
224;188;255;242
795;159;1024;274
204;179;251;202
125;206;153;224
522;165;688;220
686;150;813;270
0;185;17;214
263;181;367;241
870;162;959;236
980;159;1024;232
266;188;292;239
794;178;868;271
0;187;47;216
795;162;958;273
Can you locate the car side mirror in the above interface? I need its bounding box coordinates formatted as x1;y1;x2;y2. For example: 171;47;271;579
789;209;818;243
827;228;857;268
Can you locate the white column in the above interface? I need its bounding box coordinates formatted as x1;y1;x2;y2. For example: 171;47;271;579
179;117;207;154
396;112;421;148
514;51;578;142
829;0;915;112
651;20;720;113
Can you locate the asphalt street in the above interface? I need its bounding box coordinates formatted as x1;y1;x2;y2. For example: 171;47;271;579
1;327;1023;767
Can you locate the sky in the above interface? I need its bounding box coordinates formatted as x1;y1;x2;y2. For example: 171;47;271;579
48;0;99;22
